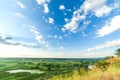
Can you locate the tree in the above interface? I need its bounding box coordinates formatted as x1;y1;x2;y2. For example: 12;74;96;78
115;48;120;56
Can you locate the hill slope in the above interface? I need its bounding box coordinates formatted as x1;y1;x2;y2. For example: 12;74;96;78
49;57;120;80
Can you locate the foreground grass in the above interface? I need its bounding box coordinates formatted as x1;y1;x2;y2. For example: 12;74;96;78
49;57;120;80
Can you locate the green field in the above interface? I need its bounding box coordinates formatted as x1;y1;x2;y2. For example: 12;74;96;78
0;58;100;80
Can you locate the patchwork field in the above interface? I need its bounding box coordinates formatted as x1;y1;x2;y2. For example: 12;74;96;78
0;58;99;80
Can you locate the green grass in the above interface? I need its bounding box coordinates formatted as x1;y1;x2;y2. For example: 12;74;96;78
0;58;98;80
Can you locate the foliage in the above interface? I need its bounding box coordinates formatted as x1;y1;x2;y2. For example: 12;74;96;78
104;56;114;60
115;48;120;56
96;60;110;71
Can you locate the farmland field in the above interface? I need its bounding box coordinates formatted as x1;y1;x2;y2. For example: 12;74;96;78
0;58;101;80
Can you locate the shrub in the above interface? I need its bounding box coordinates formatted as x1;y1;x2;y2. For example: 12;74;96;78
96;60;109;71
115;48;120;56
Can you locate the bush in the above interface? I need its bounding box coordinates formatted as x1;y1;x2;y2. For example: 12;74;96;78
115;48;120;56
104;56;114;60
96;60;109;71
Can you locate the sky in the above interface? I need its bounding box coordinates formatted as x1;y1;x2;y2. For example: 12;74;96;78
0;0;120;58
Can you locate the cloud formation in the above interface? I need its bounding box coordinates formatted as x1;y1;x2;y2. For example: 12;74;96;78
36;0;50;14
59;5;65;10
94;5;112;17
36;0;47;5
0;34;39;48
48;18;54;24
96;15;120;37
43;3;49;13
62;0;119;33
29;25;49;47
17;1;25;9
29;26;44;43
87;39;120;51
64;18;69;22
15;13;25;18
0;34;12;42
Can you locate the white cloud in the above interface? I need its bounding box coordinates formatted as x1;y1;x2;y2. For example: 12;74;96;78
43;3;49;13
17;1;25;9
29;25;45;44
114;1;120;9
62;0;119;33
81;0;105;14
48;35;63;40
48;18;54;24
79;20;91;31
0;34;13;45
0;34;40;48
64;18;69;22
96;15;120;37
82;52;114;58
29;26;49;47
87;39;120;51
30;28;39;35
35;35;44;43
94;5;112;17
59;5;65;10
62;15;86;32
36;0;47;5
15;13;25;18
36;0;50;14
81;0;120;17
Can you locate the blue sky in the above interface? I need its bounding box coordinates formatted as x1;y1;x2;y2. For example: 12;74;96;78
0;0;120;58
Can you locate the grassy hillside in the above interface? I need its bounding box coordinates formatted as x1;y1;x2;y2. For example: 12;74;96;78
49;57;120;80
